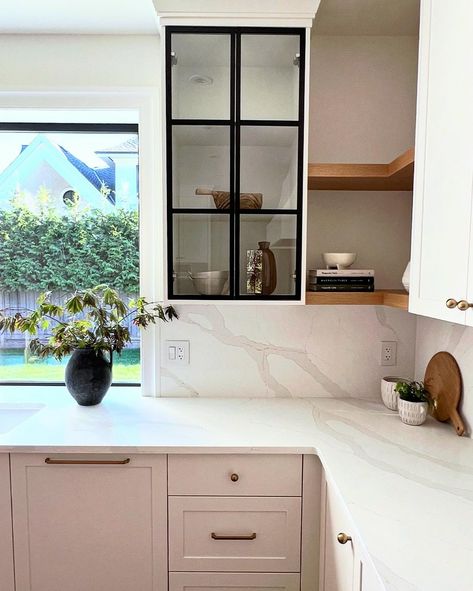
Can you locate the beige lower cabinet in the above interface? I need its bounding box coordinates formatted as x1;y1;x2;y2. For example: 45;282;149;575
8;452;332;591
168;454;321;591
169;572;300;591
320;477;384;591
169;496;301;572
10;454;167;591
0;454;15;591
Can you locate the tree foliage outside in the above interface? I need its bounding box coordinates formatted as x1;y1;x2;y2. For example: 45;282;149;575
0;190;139;293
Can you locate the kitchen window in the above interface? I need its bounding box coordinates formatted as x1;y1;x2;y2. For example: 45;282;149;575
0;114;141;385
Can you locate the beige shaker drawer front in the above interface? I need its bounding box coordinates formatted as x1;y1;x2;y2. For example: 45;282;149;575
169;572;300;591
168;454;302;496
169;496;301;572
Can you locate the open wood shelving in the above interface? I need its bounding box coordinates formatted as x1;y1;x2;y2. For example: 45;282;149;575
305;147;413;309
308;148;414;191
306;289;409;310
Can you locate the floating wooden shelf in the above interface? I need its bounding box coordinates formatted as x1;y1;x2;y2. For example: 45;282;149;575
308;148;414;191
305;289;408;310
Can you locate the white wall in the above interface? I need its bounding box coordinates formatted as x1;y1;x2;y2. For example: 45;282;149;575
161;33;420;397
307;35;418;288
0;35;160;88
0;33;419;400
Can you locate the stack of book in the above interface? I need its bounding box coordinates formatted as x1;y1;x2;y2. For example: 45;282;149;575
308;269;375;292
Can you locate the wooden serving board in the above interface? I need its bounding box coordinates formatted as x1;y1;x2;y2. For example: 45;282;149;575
424;351;465;436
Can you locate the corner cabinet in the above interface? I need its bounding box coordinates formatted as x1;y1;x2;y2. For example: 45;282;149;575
320;477;385;591
409;0;473;324
164;27;309;301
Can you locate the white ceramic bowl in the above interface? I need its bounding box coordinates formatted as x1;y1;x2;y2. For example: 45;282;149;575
398;399;429;426
190;271;229;296
381;377;407;411
322;252;357;269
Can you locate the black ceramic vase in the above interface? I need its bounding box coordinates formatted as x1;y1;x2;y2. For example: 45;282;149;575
65;348;113;406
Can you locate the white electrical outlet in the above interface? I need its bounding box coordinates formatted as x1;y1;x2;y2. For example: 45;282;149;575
380;341;397;366
166;340;190;365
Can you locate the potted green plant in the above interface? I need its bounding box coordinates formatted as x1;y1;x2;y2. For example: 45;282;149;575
395;380;431;425
0;286;178;406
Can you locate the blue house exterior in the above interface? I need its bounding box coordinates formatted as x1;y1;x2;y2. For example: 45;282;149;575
0;134;138;213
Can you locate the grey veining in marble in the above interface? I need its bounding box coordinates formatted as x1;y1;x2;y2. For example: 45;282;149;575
0;389;471;591
160;304;416;399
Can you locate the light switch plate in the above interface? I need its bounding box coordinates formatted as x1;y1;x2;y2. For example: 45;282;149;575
165;340;190;365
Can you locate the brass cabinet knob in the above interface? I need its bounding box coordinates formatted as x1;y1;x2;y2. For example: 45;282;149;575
230;473;239;482
457;300;473;311
337;532;352;545
446;298;458;309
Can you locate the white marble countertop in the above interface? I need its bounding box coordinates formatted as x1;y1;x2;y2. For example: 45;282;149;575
0;387;471;591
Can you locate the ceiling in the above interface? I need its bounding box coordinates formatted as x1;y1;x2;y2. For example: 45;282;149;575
0;0;159;34
313;0;420;36
0;0;419;36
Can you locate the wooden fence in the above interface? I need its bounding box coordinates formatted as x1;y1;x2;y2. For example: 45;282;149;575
0;291;140;349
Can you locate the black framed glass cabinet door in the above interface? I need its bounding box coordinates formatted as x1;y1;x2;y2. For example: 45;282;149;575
166;27;305;300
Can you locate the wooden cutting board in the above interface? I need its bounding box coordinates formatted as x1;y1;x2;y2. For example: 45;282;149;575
424;351;465;436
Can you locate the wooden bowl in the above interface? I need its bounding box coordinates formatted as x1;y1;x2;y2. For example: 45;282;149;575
212;191;262;210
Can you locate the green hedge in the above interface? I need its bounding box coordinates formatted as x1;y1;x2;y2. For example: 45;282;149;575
0;205;139;292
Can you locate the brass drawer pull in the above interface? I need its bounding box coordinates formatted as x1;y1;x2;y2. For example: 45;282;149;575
337;532;352;545
457;300;473;311
446;298;458;309
45;458;131;465
211;532;257;541
230;473;239;482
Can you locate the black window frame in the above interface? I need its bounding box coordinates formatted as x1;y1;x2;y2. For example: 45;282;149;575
0;121;140;387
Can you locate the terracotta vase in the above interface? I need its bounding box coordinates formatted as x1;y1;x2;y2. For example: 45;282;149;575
259;241;277;295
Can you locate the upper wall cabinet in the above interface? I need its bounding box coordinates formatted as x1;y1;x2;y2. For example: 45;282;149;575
409;0;473;324
165;27;308;301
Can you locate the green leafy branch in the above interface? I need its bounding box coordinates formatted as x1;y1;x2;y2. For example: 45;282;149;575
0;286;178;361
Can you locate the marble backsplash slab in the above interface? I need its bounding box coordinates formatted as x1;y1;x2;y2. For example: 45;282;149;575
160;305;416;399
415;317;473;437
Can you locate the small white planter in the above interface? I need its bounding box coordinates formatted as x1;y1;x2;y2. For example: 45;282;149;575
398;399;429;426
381;377;407;411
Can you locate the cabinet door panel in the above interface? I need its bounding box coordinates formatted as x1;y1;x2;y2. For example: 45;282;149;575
170;572;300;591
410;0;473;322
0;454;14;591
359;559;385;591
11;454;167;591
169;496;301;572
322;482;354;591
168;454;302;496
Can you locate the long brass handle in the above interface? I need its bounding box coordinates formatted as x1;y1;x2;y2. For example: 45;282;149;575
446;298;458;309
211;532;257;541
45;458;130;465
337;532;352;545
457;300;473;311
